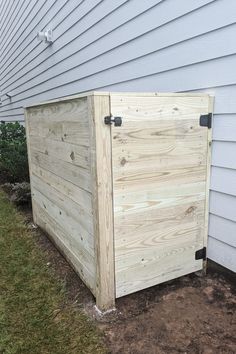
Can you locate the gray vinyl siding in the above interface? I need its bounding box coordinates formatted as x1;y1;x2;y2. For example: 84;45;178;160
0;0;235;272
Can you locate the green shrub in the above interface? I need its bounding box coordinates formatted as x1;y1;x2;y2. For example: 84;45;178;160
0;122;29;183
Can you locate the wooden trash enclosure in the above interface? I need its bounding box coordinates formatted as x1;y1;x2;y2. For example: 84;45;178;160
25;92;213;311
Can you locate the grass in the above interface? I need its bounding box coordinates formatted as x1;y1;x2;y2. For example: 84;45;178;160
0;190;106;354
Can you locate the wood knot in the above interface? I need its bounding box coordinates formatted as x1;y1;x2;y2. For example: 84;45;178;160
185;206;196;215
113;134;120;140
70;151;75;161
120;157;127;166
151;131;160;136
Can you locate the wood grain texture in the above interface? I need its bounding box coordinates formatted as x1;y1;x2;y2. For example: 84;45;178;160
25;92;213;305
24;108;38;224
30;150;91;193
203;96;214;271
31;164;93;215
203;96;214;273
110;94;211;297
88;94;115;310
25;97;96;294
30;136;90;169
34;201;96;292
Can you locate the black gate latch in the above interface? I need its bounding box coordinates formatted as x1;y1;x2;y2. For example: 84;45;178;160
104;115;122;126
195;247;207;261
200;113;212;128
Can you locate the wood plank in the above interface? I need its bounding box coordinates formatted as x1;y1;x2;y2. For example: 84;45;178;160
114;172;206;194
29;136;90;169
27;97;90;147
203;96;213;262
31;186;94;256
112;119;207;143
114;186;205;218
111;94;210;297
116;243;202;297
34;201;96;294
29;120;90;147
113;164;207;192
115;202;205;253
24;108;38;224
31;163;93;216
31;174;94;238
115;199;205;297
88;94;115;311
31;149;91;193
112;121;207;175
110;95;210;120
27;97;88;122
115;198;204;233
112;144;207;174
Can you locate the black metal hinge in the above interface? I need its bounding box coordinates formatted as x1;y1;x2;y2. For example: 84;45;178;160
195;247;207;261
200;113;212;129
104;115;122;126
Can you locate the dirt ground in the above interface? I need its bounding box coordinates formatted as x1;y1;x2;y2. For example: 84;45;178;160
23;208;236;354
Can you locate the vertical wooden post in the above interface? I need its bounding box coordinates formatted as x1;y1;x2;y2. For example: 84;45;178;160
88;94;115;311
24;108;38;225
203;95;214;273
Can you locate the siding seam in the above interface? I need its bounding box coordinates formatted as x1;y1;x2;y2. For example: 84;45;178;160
1;0;213;85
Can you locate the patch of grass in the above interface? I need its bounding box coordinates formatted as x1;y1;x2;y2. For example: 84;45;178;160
0;190;106;354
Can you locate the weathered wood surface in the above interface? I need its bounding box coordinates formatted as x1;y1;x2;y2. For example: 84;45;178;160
110;94;211;297
25;97;96;294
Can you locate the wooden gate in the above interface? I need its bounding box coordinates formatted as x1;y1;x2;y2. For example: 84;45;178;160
110;94;212;298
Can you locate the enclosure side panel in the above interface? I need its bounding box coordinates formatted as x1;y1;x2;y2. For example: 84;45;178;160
88;95;115;310
111;94;210;297
25;97;96;294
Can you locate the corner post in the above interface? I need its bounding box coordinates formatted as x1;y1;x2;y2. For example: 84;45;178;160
203;95;214;273
88;94;115;311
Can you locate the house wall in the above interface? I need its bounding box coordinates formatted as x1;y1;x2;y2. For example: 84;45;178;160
0;0;235;272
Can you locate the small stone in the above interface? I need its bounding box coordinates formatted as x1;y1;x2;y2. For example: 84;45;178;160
203;286;214;302
201;346;214;354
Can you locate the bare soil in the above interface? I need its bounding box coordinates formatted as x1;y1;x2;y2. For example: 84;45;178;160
22;207;236;354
